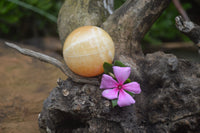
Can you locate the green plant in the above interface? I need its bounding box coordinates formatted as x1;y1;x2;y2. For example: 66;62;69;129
7;0;57;22
114;0;126;9
0;1;21;33
114;1;192;45
142;2;192;45
0;0;63;40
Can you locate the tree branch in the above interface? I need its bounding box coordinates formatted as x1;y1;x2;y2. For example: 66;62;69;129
175;16;200;53
102;0;171;59
172;0;190;21
4;41;100;85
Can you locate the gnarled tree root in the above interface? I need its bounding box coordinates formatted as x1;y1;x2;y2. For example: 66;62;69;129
38;52;200;133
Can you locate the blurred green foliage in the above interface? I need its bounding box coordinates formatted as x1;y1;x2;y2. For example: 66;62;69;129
143;2;192;45
0;0;193;43
114;0;126;9
115;0;192;45
0;0;63;40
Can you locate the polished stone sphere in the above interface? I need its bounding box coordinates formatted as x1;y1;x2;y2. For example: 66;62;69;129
63;26;115;77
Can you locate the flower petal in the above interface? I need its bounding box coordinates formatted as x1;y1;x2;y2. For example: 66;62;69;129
123;82;141;94
113;66;131;84
100;74;118;89
117;90;135;107
102;88;119;100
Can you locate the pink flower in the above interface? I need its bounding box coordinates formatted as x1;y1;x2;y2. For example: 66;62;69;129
100;66;141;107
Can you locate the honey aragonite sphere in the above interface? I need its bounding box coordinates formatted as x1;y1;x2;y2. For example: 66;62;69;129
63;26;115;77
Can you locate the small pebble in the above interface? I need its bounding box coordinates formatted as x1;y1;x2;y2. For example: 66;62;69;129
62;89;69;96
104;100;110;107
82;101;85;104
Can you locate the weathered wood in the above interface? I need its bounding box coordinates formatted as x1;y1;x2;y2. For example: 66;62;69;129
3;0;200;132
175;16;200;53
4;42;99;85
58;0;171;59
38;52;200;133
172;0;190;21
57;0;110;44
37;0;200;132
102;0;171;58
39;0;200;132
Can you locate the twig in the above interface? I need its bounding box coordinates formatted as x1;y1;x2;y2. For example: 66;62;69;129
173;1;200;53
4;41;100;85
172;0;190;21
175;16;200;54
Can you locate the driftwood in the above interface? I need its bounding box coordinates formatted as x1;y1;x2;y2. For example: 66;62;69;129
4;0;171;86
172;0;190;21
175;16;200;53
102;0;171;58
4;0;200;132
39;52;200;133
4;42;99;85
172;0;200;53
57;0;111;44
38;0;200;133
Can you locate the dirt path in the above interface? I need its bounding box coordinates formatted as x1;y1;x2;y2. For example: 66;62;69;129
0;38;66;133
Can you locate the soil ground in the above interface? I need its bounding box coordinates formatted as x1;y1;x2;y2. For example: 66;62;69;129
0;37;65;133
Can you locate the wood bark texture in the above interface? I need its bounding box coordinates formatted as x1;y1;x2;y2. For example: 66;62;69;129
102;0;171;58
175;16;200;53
39;52;200;133
37;0;200;132
4;42;99;85
57;0;110;44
